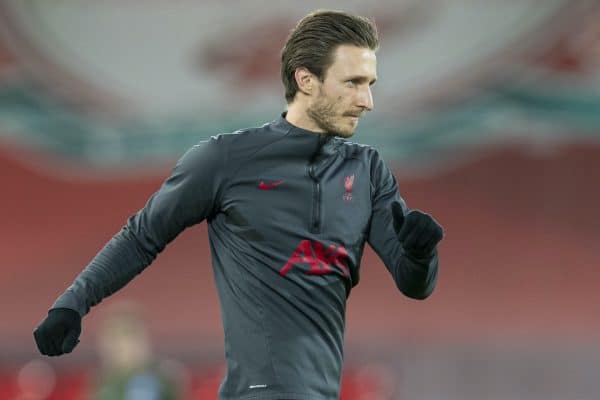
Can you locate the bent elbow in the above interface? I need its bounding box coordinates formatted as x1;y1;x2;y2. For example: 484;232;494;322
397;282;435;300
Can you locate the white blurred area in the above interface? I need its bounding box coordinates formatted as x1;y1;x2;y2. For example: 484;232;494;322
0;0;567;117
1;0;598;175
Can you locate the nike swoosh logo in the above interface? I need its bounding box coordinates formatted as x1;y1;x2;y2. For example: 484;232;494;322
259;180;284;190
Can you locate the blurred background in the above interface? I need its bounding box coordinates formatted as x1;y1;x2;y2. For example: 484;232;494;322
1;0;599;399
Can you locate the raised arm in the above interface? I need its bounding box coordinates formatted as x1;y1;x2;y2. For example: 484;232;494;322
366;150;443;300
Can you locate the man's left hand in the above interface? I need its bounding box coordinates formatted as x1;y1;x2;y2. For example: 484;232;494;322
392;202;444;258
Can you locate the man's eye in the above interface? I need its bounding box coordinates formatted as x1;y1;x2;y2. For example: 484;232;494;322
345;80;356;87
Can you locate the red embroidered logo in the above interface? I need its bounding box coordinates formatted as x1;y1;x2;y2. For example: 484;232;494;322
280;240;349;277
343;174;354;202
258;180;284;190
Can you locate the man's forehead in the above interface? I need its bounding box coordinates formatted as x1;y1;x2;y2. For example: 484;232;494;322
328;45;377;78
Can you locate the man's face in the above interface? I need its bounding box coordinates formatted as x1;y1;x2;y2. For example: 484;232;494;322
307;45;377;138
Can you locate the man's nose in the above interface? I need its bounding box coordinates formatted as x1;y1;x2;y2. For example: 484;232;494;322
356;86;374;111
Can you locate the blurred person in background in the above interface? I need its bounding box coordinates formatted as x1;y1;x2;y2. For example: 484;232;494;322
34;9;443;400
92;303;183;400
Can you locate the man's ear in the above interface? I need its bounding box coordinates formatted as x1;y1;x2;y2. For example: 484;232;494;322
295;67;315;96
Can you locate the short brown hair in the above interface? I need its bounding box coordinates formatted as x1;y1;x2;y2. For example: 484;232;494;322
281;10;379;103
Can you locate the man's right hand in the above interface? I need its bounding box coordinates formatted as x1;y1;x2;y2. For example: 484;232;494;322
33;308;81;356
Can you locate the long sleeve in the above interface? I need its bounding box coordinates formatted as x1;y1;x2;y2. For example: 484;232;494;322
51;137;225;316
366;150;438;300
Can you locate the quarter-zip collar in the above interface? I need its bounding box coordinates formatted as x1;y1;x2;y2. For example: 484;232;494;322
271;112;342;177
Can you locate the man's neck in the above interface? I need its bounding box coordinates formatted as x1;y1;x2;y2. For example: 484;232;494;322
285;102;325;133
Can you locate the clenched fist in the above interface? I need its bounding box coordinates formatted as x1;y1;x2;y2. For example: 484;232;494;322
392;202;444;258
33;308;81;356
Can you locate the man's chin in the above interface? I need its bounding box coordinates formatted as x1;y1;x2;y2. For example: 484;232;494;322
333;126;355;138
336;131;354;138
314;119;355;138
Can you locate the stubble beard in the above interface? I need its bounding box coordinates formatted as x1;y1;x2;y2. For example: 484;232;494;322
306;92;354;138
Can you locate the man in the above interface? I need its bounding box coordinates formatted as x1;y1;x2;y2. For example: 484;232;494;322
34;9;443;400
92;303;183;400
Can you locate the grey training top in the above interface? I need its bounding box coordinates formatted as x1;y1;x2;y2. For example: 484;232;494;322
52;113;439;400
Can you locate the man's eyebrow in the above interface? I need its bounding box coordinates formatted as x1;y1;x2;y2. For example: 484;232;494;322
345;75;378;85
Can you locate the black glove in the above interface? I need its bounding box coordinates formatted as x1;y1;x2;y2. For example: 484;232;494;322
33;308;81;356
392;202;444;258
